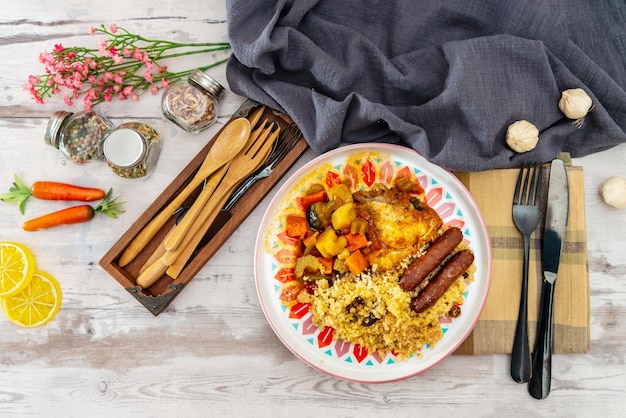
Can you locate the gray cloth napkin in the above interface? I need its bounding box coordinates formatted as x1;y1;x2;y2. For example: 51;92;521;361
225;0;626;171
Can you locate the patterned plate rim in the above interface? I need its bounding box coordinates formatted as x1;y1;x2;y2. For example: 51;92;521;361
254;143;492;383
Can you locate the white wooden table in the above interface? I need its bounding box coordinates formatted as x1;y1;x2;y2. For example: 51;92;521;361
1;2;625;416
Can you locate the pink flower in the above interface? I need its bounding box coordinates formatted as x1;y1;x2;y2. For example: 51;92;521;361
54;61;67;72
86;88;98;100
73;63;86;74
27;23;231;109
53;73;65;85
143;70;153;83
24;75;40;90
132;48;143;61
38;51;53;65
97;38;111;57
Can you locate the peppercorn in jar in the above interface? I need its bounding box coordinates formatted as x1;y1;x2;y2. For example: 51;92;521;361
45;110;114;164
44;110;161;178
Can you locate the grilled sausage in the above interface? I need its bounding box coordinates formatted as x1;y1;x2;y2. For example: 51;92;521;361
399;227;463;291
410;249;474;314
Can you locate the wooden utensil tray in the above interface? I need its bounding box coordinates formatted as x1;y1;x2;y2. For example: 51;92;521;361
99;100;309;315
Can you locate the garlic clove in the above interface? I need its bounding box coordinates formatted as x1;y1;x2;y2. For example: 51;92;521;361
505;120;539;153
559;88;593;120
600;176;626;209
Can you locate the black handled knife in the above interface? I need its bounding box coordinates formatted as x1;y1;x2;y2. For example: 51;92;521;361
529;159;569;399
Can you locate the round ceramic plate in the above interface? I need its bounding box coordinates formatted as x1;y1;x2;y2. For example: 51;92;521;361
255;143;491;383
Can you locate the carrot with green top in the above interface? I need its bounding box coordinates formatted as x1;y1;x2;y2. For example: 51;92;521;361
22;189;124;231
0;174;106;214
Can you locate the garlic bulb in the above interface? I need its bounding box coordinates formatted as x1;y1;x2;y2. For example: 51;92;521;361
559;88;593;122
506;120;539;153
600;176;626;209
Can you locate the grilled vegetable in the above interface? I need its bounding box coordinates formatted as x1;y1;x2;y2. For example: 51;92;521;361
306;201;330;230
330;202;356;230
294;254;321;278
285;214;309;238
315;229;347;258
327;183;353;204
344;250;369;275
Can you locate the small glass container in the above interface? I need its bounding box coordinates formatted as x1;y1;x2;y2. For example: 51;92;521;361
44;110;114;164
100;122;161;179
161;69;225;133
44;111;161;178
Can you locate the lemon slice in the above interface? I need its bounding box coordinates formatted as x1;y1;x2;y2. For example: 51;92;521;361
0;241;36;297
2;270;62;327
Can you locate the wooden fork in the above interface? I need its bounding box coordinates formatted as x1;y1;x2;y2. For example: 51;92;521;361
136;123;280;288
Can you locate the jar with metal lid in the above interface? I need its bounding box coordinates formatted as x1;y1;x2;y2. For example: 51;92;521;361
100;122;161;179
161;69;225;133
45;110;114;164
44;111;161;178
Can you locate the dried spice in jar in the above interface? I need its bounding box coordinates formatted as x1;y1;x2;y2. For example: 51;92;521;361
45;110;114;164
101;122;161;179
45;111;162;178
161;69;225;133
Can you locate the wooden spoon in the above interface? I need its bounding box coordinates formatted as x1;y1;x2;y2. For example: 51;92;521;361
135;124;280;288
164;119;272;252
118;117;252;267
165;126;281;278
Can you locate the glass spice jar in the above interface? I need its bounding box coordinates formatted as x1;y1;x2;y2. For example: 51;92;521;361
44;110;114;164
100;122;161;179
161;69;225;133
44;110;162;178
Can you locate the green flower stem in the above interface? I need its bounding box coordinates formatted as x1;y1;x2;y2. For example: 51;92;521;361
26;24;232;109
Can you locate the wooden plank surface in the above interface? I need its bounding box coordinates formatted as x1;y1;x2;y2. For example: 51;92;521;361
1;1;625;417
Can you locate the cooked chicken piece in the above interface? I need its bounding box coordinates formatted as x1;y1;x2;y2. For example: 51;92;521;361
353;187;442;271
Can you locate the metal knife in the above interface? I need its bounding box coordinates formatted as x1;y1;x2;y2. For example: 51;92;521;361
528;159;569;399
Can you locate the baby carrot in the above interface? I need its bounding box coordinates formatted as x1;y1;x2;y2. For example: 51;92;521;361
0;174;105;214
23;205;96;231
22;189;124;231
31;181;105;201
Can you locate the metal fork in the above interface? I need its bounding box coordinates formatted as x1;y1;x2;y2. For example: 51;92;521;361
510;163;543;383
223;121;302;211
